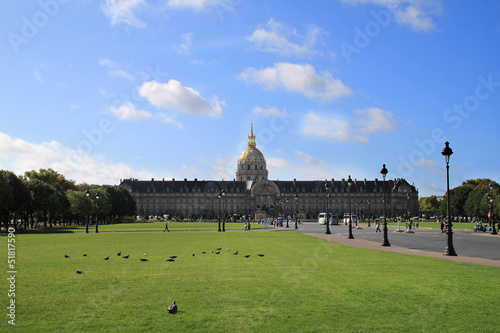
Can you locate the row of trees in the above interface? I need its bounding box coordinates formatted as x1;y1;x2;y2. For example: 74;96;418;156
0;168;136;232
419;178;499;221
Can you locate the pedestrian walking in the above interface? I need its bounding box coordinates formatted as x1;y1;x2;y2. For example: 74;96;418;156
248;222;251;231
164;220;169;232
375;221;381;233
440;220;444;233
244;223;247;231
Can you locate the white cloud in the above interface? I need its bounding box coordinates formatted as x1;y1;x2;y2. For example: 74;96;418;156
252;106;288;118
417;158;440;169
341;0;441;32
99;58;135;81
247;19;325;57
155;113;184;130
174;32;194;56
267;157;292;170
301;111;369;144
355;107;397;134
101;0;146;28
166;0;228;11
138;80;224;117
109;102;152;120
239;62;353;102
0;131;153;184
300;108;397;144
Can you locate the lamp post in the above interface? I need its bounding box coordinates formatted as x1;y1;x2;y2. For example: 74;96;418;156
367;199;371;227
442;142;457;256
286;197;290;228
488;183;497;235
325;182;331;234
85;190;99;233
294;194;299;229
217;191;222;232
347;175;354;239
218;189;226;232
380;164;391;246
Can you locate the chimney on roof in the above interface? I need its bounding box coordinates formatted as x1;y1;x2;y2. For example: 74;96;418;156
151;178;154;182
331;178;334;186
364;178;367;187
341;178;345;187
293;178;296;187
374;178;378;187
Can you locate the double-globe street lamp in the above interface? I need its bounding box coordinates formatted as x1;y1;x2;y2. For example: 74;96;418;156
85;189;100;234
380;164;391;247
488;183;497;235
217;189;226;232
325;182;331;235
347;175;354;239
294;194;299;229
442;141;457;256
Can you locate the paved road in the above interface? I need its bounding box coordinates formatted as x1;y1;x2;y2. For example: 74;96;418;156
292;222;500;261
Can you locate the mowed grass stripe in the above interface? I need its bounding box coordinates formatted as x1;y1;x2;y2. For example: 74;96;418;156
8;231;500;332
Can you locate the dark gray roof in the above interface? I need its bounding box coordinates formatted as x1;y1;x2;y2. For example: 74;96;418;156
120;177;417;194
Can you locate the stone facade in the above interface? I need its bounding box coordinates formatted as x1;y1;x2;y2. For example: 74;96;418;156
119;126;419;220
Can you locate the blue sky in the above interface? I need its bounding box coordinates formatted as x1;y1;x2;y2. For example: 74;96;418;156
1;0;499;197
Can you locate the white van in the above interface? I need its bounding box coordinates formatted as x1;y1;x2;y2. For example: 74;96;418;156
342;213;357;224
318;213;334;225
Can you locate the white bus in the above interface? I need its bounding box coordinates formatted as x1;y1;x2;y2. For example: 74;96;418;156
318;212;335;225
342;213;357;225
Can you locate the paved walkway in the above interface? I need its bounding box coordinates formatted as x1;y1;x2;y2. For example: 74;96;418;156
289;228;500;267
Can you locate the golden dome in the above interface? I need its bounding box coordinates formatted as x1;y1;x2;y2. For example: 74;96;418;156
238;123;266;164
239;147;265;164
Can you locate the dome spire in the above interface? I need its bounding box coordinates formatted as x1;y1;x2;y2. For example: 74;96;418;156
248;123;256;148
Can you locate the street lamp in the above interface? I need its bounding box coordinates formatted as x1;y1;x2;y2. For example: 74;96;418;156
367;199;371;227
218;189;226;232
85;190;99;233
217;191;222;232
325;182;331;235
442;142;457;256
294;194;299;229
286;197;290;228
380;164;391;247
488;183;497;235
347;175;354;239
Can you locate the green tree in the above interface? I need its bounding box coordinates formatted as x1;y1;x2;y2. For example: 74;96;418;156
419;195;440;212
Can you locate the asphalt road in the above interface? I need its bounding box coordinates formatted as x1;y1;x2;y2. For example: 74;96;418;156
293;222;500;261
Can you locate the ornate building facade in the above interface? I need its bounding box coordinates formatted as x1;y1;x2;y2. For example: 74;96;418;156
120;126;419;220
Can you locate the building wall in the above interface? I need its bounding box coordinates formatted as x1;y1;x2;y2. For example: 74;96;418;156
120;177;419;220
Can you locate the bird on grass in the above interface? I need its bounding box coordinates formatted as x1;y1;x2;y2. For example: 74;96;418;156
76;270;83;274
244;255;250;258
216;248;222;250
123;255;130;259
169;256;177;259
201;251;206;254
140;258;148;262
257;254;265;257
64;254;70;258
167;301;177;314
227;248;230;251
192;254;195;257
117;251;121;256
83;253;87;257
143;253;147;256
104;256;110;260
215;251;220;254
210;250;213;253
233;251;238;255
166;259;175;262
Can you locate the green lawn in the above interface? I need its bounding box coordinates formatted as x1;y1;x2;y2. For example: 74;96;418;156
24;221;269;233
356;220;476;230
3;231;499;332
